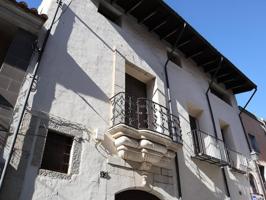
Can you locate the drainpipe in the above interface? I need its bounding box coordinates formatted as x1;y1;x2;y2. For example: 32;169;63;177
164;22;186;200
204;57;231;197
205;56;223;138
0;0;62;191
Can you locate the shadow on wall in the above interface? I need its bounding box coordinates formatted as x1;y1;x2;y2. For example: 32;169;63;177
0;4;110;200
32;4;109;115
0;114;48;200
178;147;225;200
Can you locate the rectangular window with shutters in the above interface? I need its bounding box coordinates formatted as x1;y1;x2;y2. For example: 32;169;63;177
41;130;73;174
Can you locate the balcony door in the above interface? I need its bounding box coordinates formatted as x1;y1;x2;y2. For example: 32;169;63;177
125;74;147;129
189;115;201;154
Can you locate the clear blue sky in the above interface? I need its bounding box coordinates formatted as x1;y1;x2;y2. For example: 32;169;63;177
25;0;266;118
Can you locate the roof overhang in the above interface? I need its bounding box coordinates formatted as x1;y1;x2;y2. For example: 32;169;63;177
110;0;256;94
0;0;48;35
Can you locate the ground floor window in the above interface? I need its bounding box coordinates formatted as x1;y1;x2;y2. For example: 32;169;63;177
41;130;73;174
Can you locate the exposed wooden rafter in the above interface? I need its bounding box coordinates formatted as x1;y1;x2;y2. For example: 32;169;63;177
149;18;169;32
177;37;195;48
161;27;179;40
138;9;158;23
186;49;205;59
125;0;143;14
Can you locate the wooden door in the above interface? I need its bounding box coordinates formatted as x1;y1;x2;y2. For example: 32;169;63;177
125;74;147;129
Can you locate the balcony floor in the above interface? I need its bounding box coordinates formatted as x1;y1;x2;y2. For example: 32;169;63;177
192;153;229;167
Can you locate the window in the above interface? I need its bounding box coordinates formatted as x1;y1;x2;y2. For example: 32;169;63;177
0;95;13;109
167;51;182;67
98;3;122;26
248;134;260;153
210;87;231;105
41;130;73;173
125;74;147;129
249;173;259;194
189;115;200;153
259;165;265;184
189;115;198;131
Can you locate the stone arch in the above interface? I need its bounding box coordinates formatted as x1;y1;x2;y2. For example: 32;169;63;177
115;189;161;200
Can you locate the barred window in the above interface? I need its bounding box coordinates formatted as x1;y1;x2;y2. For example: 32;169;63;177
41;130;73;174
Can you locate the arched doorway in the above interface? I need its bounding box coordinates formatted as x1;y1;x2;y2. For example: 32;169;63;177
115;190;161;200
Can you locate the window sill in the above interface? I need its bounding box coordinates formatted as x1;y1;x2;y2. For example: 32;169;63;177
38;168;73;180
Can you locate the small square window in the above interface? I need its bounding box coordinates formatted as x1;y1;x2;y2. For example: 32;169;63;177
41;130;73;174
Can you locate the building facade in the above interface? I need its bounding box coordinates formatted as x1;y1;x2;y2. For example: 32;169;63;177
240;108;266;198
0;0;264;200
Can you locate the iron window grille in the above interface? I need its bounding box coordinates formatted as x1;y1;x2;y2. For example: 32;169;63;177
41;130;73;174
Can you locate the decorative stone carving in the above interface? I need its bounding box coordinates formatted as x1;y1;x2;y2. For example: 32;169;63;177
108;124;180;170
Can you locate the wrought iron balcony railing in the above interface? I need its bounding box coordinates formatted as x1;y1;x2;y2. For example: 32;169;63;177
110;92;182;142
227;148;249;174
189;129;228;166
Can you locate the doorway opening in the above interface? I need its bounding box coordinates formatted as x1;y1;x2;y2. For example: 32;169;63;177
115;190;161;200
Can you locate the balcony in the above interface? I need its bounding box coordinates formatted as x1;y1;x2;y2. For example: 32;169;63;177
108;92;182;170
189;130;228;167
227;148;249;174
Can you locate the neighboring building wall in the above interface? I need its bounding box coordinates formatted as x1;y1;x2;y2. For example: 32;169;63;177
241;109;266;194
0;0;47;197
0;0;258;200
0;29;36;158
241;111;266;161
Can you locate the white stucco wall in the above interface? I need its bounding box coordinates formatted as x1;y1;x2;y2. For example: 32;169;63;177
12;0;259;199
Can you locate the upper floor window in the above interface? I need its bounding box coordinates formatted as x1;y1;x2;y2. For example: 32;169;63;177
0;95;13;109
248;134;260;153
210;86;232;106
167;51;182;68
258;165;265;185
41;130;73;174
189;115;201;153
98;3;122;26
249;173;259;194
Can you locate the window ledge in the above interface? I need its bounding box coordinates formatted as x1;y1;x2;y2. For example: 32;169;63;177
38;169;73;180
